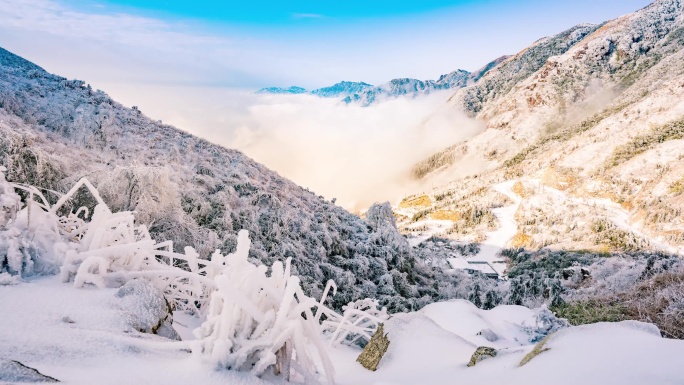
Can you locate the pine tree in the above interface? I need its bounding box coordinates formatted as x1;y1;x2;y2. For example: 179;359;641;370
469;281;483;308
483;289;502;310
548;275;565;308
508;277;524;306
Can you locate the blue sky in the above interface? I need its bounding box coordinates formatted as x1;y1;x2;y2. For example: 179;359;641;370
71;0;490;24
0;0;654;89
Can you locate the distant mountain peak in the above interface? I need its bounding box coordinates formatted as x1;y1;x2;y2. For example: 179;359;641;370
310;81;374;98
256;57;508;106
255;86;307;95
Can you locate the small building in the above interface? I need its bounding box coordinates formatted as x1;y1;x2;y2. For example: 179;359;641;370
448;258;501;279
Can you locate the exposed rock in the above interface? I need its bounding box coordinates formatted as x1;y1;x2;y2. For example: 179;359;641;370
356;323;390;371
115;279;180;340
0;360;59;382
561;267;591;282
467;346;497;367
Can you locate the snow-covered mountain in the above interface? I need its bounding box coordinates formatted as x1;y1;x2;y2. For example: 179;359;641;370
255;86;307;94
408;0;684;250
310;81;374;98
256;59;504;105
343;71;470;105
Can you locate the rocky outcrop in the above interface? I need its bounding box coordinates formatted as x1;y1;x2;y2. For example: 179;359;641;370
476;328;500;342
0;360;59;383
467;346;498;367
357;323;390;371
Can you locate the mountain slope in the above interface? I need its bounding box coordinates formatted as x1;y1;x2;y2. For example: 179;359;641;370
405;0;684;253
455;23;601;118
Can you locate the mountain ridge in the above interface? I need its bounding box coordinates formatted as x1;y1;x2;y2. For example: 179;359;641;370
256;57;505;105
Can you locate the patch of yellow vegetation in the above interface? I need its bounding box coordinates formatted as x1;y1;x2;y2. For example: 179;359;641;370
621;199;635;211
393;213;409;223
596;244;612;254
399;195;432;209
514;206;526;222
430;210;461;221
661;230;684;243
541;167;578;191
511;232;533;248
512;181;533;198
670;178;684;195
576;177;629;203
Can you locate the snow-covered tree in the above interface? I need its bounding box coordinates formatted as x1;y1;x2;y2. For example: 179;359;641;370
468;281;483;308
483;289;502;310
508;278;525;306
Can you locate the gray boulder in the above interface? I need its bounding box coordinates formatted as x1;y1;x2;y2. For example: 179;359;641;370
115;279;180;340
0;360;59;382
477;328;499;342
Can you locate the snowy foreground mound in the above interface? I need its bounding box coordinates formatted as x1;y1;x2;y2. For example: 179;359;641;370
2;278;683;385
335;301;684;385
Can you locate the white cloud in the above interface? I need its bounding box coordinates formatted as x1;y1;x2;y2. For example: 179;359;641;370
0;0;280;88
100;83;485;212
0;0;207;47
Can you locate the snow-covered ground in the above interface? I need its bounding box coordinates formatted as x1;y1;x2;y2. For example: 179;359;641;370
0;276;267;385
4;276;683;385
448;181;522;278
332;307;684;385
403;219;453;247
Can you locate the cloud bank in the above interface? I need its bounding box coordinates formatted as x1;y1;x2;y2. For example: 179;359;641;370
103;84;484;211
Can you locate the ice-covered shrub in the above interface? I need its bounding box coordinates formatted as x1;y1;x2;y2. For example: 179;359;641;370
0;175;215;316
0;271;20;285
322;298;389;347
194;230;335;383
0;166;20;226
524;306;571;343
54;180;218;315
96;165;184;236
0;167;65;276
